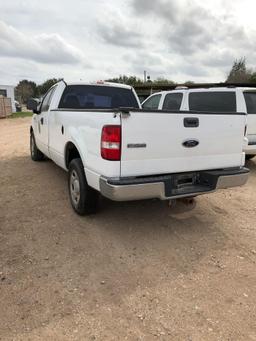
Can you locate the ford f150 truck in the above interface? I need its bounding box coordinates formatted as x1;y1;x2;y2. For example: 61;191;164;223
28;80;249;215
142;87;256;159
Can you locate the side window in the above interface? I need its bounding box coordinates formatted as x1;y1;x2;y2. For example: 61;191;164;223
189;92;236;112
162;93;183;110
142;94;161;110
41;86;57;112
244;92;256;114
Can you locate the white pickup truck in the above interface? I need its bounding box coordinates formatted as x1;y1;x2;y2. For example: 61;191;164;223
28;81;249;215
142;87;256;159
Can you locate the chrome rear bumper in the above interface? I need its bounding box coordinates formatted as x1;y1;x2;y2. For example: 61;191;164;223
244;135;256;155
100;168;249;202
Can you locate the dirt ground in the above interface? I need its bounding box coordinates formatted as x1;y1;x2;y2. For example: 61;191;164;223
0;117;256;341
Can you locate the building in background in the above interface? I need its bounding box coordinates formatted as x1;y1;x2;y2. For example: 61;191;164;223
0;85;16;112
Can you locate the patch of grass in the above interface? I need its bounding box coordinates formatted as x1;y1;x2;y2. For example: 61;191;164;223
9;111;33;118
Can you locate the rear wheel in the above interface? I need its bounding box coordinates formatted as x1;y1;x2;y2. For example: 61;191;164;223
68;158;99;215
246;154;255;160
30;131;44;161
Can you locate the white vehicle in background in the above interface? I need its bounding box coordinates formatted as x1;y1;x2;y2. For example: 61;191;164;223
28;81;249;215
142;87;256;159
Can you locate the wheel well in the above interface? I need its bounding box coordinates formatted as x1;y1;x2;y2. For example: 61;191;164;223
65;142;81;168
30;126;33;134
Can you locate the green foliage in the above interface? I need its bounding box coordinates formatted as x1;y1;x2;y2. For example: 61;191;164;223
153;78;175;85
15;78;62;104
9;111;33;119
250;72;256;83
106;75;176;86
226;58;251;83
36;78;62;96
15;80;37;104
184;80;195;85
106;75;143;86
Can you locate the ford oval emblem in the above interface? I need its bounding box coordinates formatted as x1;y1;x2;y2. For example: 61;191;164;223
183;139;199;148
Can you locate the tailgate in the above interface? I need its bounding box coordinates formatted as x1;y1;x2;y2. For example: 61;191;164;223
120;110;246;177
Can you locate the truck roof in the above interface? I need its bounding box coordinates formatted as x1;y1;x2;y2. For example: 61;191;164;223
65;80;133;90
184;87;256;92
149;87;256;97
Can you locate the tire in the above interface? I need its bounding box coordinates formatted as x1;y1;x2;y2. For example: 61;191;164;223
30;131;45;161
246;154;255;160
68;158;99;215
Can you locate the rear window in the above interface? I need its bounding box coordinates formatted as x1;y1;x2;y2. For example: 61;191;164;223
58;85;139;109
189;92;236;112
244;92;256;114
163;93;183;110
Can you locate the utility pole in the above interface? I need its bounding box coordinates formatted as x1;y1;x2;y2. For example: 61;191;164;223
144;71;147;83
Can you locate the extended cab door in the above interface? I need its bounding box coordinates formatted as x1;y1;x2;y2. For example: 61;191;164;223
34;86;57;157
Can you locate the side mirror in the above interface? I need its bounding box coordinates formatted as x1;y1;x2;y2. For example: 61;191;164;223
27;98;41;114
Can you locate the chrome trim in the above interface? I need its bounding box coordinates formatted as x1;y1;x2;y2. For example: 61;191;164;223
244;145;256;155
216;173;249;189
100;179;165;201
100;171;249;202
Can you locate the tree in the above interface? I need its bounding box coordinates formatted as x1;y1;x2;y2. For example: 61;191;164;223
250;72;256;83
106;75;178;86
15;80;37;104
37;78;62;96
184;80;195;86
105;75;143;86
226;58;251;83
153;77;175;85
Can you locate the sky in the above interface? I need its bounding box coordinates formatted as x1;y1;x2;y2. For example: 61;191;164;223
0;0;256;85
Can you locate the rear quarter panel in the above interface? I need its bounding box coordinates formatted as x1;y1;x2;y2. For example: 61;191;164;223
49;110;121;188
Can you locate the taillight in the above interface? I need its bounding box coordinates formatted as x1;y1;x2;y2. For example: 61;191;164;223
101;125;121;161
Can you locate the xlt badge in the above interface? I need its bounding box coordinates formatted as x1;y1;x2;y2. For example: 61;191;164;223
127;143;147;148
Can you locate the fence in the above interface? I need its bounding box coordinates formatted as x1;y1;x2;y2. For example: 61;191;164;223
0;96;12;118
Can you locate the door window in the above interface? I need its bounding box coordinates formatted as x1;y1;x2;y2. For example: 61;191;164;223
162;93;183;110
41;86;57;112
244;92;256;114
142;94;161;110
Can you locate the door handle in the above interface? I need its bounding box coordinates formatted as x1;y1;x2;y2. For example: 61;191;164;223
40;117;44;125
184;117;199;128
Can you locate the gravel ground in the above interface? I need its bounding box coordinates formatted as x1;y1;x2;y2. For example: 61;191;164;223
0;117;256;341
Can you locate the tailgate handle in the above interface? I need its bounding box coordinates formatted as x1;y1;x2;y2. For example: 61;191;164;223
184;117;199;128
